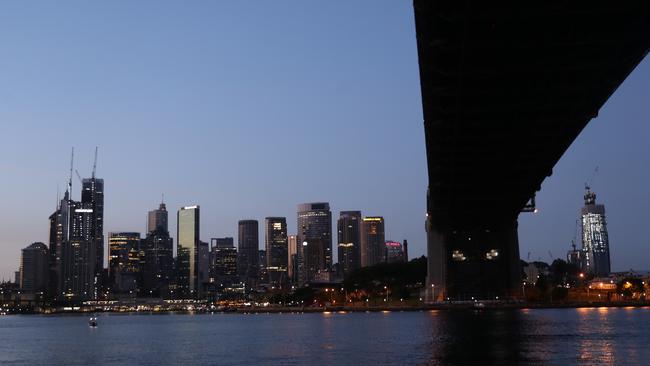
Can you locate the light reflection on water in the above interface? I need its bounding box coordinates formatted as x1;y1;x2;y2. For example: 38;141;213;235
0;307;649;365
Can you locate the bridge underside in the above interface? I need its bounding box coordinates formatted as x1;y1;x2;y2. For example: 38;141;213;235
414;1;650;300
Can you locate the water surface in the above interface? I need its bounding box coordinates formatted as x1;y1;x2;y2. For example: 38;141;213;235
0;307;648;365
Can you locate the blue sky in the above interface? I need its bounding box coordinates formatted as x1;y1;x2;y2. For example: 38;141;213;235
0;1;648;279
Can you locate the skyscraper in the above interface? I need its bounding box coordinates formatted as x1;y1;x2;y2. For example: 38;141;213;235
141;201;174;297
361;216;385;267
337;211;361;278
48;150;96;301
297;203;332;283
148;201;168;233
48;206;63;298
198;241;210;296
580;187;611;277
20;242;49;296
108;232;141;293
178;206;200;298
237;220;259;288
81;176;104;296
209;238;238;286
58;190;96;301
265;217;288;287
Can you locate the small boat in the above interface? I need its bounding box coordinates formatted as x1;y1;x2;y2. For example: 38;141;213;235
88;316;98;327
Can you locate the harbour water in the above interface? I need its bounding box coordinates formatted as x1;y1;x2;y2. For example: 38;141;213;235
1;307;649;365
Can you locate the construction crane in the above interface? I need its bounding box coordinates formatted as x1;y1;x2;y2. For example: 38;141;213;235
75;169;83;183
585;166;599;190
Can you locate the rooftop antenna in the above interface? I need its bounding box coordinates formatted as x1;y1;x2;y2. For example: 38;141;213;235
68;147;74;195
162;193;165;204
92;146;98;179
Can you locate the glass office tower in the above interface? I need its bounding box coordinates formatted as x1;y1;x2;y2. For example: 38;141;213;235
177;206;200;298
297;203;332;283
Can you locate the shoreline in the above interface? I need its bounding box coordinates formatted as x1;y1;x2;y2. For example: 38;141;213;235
6;301;650;315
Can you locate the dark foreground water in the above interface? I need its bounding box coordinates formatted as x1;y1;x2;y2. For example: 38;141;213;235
1;307;649;365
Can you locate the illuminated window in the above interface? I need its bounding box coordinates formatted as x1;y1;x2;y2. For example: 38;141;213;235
485;249;499;260
452;250;466;261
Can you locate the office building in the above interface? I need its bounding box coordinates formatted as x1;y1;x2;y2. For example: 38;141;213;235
141;203;174;296
385;241;405;263
20;242;49;296
199;241;210;295
265;217;288;287
213;237;234;249
108;232;141;293
48;206;63;297
337;211;361;278
297;203;332;283
237;220;259;288
148;201;168;233
177;205;200;298
361;216;385;267
58;189;96;301
81;176;104;297
209;238;238;286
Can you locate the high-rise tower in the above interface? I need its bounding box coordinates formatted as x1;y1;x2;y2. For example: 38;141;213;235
108;232;141;293
20;242;49;296
141;200;174;297
81;147;104;298
209;238;238;286
361;216;385;267
337;211;361;278
177;206;200;298
237;220;259;288
580;187;611;277
148;200;168;234
265;217;288;287
55;149;96;301
297;203;332;283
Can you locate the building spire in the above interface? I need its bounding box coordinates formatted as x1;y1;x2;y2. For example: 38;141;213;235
92;146;98;179
68;147;74;196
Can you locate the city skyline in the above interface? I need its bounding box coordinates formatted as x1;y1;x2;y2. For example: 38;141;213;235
1;1;650;280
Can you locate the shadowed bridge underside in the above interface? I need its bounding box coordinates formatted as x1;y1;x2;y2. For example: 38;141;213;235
413;1;650;300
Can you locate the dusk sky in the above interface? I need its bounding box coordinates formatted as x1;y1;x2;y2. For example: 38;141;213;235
1;1;648;280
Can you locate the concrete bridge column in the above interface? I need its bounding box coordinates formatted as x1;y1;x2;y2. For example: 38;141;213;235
425;218;522;302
